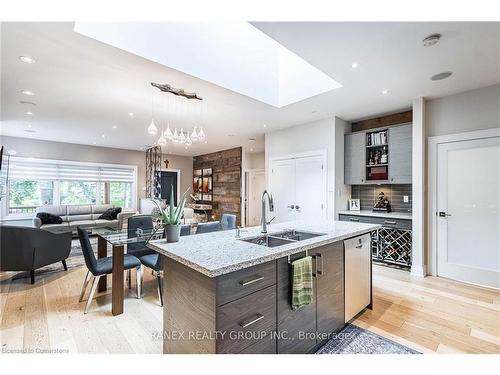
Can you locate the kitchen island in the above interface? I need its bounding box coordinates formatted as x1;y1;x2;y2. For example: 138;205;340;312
148;220;379;354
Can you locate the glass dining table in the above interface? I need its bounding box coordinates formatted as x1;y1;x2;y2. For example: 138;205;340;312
96;226;164;315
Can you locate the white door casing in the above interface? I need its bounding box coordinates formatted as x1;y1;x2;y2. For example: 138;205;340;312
436;136;500;289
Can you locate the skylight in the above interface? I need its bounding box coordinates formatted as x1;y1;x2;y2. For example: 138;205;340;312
74;22;342;108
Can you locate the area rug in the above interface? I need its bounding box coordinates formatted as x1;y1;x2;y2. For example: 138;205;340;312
12;238;91;281
316;324;420;354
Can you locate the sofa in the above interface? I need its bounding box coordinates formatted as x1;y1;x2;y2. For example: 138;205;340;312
0;225;72;284
32;204;135;235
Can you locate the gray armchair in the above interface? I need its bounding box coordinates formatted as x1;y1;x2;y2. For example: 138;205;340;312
0;225;72;284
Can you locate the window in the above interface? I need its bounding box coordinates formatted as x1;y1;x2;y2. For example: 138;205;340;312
3;157;137;217
60;181;98;205
8;180;54;214
100;182;133;209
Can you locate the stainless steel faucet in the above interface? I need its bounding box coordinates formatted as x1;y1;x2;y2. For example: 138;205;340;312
261;190;275;233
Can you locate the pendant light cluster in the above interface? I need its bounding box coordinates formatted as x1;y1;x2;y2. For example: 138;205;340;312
147;82;206;149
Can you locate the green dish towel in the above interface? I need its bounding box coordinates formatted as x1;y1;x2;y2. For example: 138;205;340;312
291;256;314;310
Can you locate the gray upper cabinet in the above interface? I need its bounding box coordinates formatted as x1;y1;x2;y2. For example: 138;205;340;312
345;132;365;185
388;124;412;184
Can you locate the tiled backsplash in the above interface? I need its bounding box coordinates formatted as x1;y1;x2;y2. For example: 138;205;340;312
351;184;412;213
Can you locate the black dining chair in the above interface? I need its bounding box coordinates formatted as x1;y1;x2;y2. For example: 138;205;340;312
138;223;193;306
196;221;222;234
126;215;156;290
77;227;142;314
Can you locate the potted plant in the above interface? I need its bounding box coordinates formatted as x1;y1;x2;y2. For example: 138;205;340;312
151;185;188;243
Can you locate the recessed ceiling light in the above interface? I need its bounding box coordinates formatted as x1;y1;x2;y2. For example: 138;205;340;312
93;141;97;145
101;134;106;139
204;140;208;144
250;148;254;152
112;125;118;129
19;56;35;64
431;71;453;81
27;124;32;128
381;89;389;95
422;33;441;47
22;90;35;96
263;124;267;128
351;62;359;69
129;112;134;117
25;111;33;115
7;150;17;155
19;100;36;106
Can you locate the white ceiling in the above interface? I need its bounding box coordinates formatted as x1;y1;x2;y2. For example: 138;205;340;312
1;22;499;156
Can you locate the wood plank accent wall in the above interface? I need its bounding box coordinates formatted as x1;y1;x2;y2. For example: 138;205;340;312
193;147;242;225
352;110;412;132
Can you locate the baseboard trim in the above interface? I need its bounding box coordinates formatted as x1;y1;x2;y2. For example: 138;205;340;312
410;264;427;277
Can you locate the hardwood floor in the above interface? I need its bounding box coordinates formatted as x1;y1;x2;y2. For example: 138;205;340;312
1;264;499;354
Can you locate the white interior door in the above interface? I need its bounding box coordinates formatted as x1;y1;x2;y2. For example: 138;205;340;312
247;170;265;226
437;136;500;289
269;159;296;223
294;156;325;222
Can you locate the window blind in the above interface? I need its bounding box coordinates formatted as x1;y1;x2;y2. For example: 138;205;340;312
8;157;135;183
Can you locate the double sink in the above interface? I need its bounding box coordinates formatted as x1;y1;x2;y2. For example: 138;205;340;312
240;229;326;248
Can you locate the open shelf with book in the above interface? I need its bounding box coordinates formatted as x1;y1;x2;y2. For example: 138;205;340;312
366;129;389;181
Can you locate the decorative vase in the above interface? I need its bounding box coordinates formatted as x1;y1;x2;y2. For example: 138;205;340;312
164;224;181;243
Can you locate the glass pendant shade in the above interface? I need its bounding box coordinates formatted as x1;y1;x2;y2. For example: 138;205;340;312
186;134;193;146
198;127;206;141
191;127;198;142
172;128;180;143
164;123;173;140
147;119;158;135
157;133;167;147
179;128;186;144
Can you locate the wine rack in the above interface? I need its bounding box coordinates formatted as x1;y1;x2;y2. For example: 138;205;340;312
372;227;412;268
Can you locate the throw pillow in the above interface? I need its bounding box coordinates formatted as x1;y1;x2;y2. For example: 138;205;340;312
36;212;63;225
98;207;122;220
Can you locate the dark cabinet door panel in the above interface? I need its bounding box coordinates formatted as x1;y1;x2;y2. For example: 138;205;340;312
276;256;317;354
216;285;276;354
217;261;276;306
314;242;345;340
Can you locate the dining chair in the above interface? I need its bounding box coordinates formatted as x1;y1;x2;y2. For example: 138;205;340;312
77;227;142;314
139;223;192;306
126;215;155;289
220;214;237;230
196;221;222;234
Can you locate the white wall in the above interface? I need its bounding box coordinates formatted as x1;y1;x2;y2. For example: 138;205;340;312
246;152;265;170
0;136;193;208
426;84;500;137
265;118;335;220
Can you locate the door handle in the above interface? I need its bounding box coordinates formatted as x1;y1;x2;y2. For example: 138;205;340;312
287;205;295;210
239;313;264;328
316;253;324;276
349;218;360;222
384;220;397;225
239;275;264;286
438;212;452;217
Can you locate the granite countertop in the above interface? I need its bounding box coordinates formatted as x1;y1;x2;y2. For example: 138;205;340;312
147;220;379;277
338;210;413;220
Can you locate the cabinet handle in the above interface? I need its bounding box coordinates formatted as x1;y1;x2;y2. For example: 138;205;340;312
239;313;264;328
384;220;397;225
239;275;264;286
316;253;324;275
349;218;360;222
355;244;363;249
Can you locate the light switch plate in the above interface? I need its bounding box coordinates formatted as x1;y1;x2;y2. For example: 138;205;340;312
403;195;409;203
